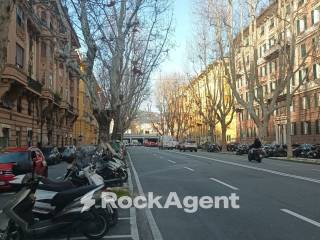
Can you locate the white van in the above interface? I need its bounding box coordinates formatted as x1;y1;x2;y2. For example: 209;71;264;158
159;136;177;150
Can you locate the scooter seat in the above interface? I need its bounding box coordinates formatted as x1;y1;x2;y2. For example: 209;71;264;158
51;185;97;209
38;180;75;192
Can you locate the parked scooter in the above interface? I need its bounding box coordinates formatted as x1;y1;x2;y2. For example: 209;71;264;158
0;163;108;240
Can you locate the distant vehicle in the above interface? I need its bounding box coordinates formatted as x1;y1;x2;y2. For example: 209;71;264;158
180;141;198;152
0;147;47;190
159;136;177;150
41;146;61;165
144;141;158;147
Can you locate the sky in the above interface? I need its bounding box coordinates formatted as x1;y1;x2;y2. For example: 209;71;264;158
158;0;193;75
145;0;194;111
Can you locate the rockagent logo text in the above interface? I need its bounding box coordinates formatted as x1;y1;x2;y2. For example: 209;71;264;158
81;192;240;213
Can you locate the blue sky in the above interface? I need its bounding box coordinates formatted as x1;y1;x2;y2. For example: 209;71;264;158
158;0;193;75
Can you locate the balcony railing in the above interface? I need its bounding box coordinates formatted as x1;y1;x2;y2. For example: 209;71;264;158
27;77;43;93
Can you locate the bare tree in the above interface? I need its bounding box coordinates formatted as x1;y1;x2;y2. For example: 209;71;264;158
66;0;173;142
211;0;319;152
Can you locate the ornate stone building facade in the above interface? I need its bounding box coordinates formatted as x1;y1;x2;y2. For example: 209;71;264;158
0;0;80;148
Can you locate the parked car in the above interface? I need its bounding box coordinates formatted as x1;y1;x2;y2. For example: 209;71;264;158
293;144;315;158
41;146;61;165
0;147;47;190
180;141;198;152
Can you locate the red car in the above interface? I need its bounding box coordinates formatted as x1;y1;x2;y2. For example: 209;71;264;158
0;147;48;191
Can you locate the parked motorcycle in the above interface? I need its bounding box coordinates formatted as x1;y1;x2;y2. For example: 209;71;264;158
0;164;108;240
207;144;221;152
236;144;249;155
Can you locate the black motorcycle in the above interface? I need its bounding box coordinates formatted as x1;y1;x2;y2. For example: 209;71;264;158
248;148;264;162
236;144;249;155
0;165;108;240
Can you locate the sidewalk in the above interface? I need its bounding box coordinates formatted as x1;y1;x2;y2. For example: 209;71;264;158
204;150;320;165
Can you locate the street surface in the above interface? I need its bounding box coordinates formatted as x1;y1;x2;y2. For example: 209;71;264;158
128;146;320;240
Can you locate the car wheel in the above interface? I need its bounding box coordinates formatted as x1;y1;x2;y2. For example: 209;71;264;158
195;149;198;152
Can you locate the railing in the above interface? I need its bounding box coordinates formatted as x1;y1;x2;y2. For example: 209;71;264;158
27;77;43;93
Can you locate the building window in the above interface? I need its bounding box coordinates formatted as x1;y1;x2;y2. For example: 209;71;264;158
260;26;265;36
41;42;46;57
298;0;305;8
16;129;21;147
312;6;320;25
16;6;25;28
28;100;32;115
316;120;320;134
17;96;22;113
0;128;10;148
16;44;24;68
314;93;319;108
297;16;307;33
313;64;320;80
291;122;297;135
300;43;307;58
269;18;274;29
301;121;311;135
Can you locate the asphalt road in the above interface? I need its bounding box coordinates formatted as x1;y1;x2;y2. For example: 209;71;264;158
129;147;320;240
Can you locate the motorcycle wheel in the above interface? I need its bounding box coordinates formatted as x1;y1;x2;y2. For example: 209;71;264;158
1;220;23;240
119;169;128;182
82;212;109;240
109;208;119;227
248;154;252;161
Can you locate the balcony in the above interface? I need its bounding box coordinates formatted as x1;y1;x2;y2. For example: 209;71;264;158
27;77;43;94
263;44;280;60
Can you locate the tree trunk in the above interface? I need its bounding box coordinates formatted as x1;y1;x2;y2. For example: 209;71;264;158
258;121;268;143
94;110;112;143
286;80;293;158
0;0;14;79
111;105;121;140
221;124;227;151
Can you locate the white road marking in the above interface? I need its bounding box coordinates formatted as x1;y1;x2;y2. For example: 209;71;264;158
312;169;320;172
184;167;194;172
281;209;320;228
168;160;176;164
118;217;131;220
127;162;140;240
128;152;163;240
0;210;3;214
56;176;62;180
209;178;239;191
175;152;320;184
52;235;133;240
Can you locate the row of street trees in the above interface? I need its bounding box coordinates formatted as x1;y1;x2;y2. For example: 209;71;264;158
64;0;174;143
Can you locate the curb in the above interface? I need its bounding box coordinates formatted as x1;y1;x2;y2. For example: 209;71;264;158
268;157;320;165
200;150;320;165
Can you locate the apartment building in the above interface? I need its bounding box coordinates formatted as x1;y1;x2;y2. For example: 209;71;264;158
236;0;320;144
73;77;99;146
0;0;80;148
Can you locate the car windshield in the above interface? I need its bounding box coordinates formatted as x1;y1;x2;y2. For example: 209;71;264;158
0;152;29;164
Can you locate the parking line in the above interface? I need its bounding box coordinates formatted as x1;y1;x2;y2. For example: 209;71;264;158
128;152;163;240
281;209;320;228
168;160;176;164
209;178;239;191
175;152;320;184
119;217;131;220
184;167;194;172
